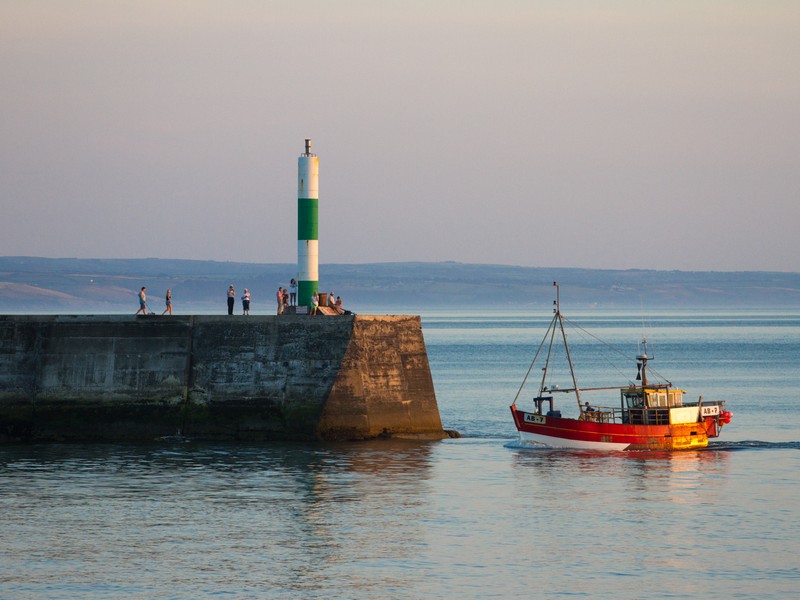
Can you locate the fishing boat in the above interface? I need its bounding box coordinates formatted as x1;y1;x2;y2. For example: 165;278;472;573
510;283;732;451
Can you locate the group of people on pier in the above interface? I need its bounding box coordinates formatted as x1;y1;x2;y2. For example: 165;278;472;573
227;285;251;315
309;291;345;315
135;279;346;316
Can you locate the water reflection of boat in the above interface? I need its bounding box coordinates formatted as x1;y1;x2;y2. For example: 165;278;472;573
510;283;732;451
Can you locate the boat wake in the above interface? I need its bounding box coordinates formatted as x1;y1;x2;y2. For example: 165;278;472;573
504;438;545;450
708;440;800;451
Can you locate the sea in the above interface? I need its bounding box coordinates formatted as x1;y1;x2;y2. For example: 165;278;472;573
1;308;799;599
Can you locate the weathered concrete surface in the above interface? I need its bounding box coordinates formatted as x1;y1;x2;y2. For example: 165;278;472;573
320;316;444;440
0;314;445;442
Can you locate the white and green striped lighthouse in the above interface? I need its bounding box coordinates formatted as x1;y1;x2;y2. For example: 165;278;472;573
297;138;319;308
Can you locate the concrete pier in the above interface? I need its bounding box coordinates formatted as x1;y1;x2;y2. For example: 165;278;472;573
0;314;447;442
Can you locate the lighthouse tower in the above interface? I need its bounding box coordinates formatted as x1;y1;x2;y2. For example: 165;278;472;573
297;139;319;308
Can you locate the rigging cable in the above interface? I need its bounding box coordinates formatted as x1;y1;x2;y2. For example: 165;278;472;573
561;315;672;386
511;313;557;406
564;321;635;386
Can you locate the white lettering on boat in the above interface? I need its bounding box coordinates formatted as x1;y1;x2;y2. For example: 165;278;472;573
524;413;546;424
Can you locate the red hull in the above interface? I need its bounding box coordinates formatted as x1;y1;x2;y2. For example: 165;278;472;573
511;407;719;451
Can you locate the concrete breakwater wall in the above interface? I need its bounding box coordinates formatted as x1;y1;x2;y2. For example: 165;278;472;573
0;314;447;442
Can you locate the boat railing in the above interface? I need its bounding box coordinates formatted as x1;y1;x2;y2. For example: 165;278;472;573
536;400;726;425
583;406;680;426
627;407;670;425
684;399;726;408
581;406;619;424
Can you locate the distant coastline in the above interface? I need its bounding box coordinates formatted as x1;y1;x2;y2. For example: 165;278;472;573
1;256;798;312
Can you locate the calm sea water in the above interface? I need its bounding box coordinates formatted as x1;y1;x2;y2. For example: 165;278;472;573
2;309;799;599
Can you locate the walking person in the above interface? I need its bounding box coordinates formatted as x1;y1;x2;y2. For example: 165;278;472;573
135;287;147;315
276;287;284;315
241;288;251;315
162;289;172;315
227;285;235;315
289;278;297;306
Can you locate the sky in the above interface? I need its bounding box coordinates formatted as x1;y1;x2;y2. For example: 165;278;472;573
1;1;799;272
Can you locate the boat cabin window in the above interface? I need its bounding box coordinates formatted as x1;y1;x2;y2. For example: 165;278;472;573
533;396;554;415
647;390;668;407
645;389;683;408
624;392;643;409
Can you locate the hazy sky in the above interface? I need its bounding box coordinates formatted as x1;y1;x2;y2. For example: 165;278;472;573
2;1;798;271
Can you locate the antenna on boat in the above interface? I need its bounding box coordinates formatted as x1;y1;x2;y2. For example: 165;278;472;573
636;337;649;387
553;281;559;314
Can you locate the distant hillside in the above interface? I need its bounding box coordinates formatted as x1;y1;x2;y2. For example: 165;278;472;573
1;256;798;313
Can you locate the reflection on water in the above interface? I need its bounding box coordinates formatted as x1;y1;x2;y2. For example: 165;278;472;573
1;441;440;599
509;444;733;515
504;441;799;598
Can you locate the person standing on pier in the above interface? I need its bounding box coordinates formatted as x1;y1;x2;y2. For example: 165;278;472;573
277;287;284;315
227;285;235;315
135;287;147;315
241;288;251;315
162;289;172;315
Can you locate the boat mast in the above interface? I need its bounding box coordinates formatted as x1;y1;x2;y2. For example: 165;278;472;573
552;282;582;410
538;311;559;395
